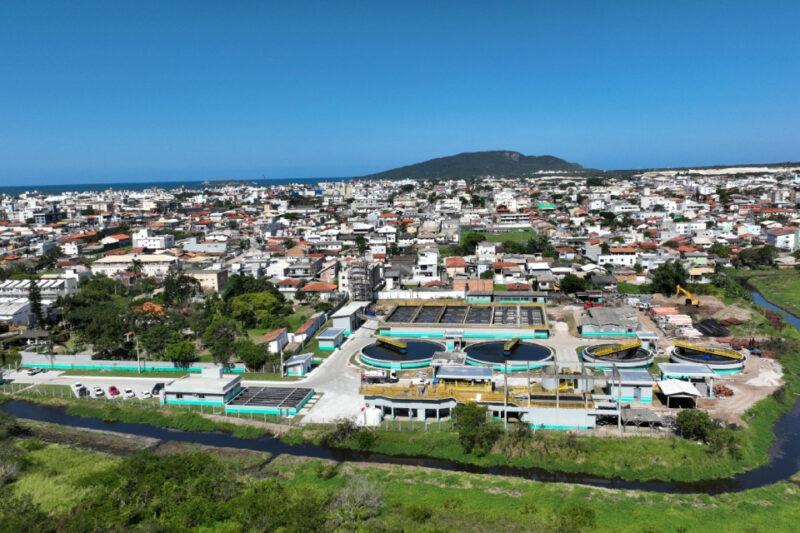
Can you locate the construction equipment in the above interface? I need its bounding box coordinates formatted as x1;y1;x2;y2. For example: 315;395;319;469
503;337;521;353
673;340;743;361
590;339;642;358
376;336;407;351
675;285;699;307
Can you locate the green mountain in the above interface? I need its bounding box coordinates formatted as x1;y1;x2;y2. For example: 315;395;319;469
360;150;582;180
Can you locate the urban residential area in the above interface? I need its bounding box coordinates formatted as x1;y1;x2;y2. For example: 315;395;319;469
2;2;800;532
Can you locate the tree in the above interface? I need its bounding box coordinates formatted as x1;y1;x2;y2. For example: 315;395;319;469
138;321;181;359
525;234;556;257
459;232;486;255
27;280;44;326
164;340;197;368
501;240;525;254
675;409;716;442
235;339;267;371
229;291;286;329
736;245;777;268
163;272;200;308
452;403;500;456
650;260;688;296
559;273;587;294
128;259;144;277
480;269;494;280
709;243;731;258
202;316;241;366
355;235;368;254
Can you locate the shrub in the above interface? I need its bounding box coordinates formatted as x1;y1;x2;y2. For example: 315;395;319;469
327;476;383;530
675;409;716;442
452;403;501;456
405;503;433;522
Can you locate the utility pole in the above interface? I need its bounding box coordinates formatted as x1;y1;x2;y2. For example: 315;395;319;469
135;334;141;374
503;358;508;430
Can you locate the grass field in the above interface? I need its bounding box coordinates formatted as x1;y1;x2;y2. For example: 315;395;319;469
749;272;800;317
10;441;800;532
461;229;535;244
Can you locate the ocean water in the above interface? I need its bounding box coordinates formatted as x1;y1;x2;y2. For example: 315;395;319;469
0;176;354;196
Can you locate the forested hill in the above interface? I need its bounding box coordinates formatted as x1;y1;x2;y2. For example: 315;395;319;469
360;151;582;179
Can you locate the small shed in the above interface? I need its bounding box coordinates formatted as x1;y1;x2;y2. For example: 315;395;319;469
317;327;345;351
284;353;313;377
605;369;655;403
163;367;242;406
657;378;702;408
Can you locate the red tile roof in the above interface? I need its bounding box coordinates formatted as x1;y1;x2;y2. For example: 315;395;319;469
299;281;338;292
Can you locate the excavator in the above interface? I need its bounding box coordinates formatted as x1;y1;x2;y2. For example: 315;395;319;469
675;285;699;307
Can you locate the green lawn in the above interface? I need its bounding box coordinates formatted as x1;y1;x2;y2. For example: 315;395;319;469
461;229;535;244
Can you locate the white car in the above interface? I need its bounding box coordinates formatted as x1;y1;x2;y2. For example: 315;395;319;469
123;388;135;399
137;391;153;400
91;387;105;398
71;382;85;391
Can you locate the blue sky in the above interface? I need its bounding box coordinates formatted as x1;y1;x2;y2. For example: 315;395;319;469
1;1;799;185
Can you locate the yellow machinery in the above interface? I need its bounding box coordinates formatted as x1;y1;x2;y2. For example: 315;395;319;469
590;339;642;358
503;337;521;352
673;340;743;361
377;337;407;351
675;285;699;307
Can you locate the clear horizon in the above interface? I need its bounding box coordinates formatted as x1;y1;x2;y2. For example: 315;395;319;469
2;1;799;185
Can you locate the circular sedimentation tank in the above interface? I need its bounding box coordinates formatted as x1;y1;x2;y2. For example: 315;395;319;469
581;343;655;368
671;343;746;373
360;339;444;369
464;340;553;372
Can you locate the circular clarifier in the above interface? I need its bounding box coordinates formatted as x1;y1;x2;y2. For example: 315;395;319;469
582;344;655;368
464;340;553;371
360;339;444;369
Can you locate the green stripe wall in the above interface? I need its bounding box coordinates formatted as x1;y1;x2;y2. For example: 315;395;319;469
465;358;550;373
359;354;430;370
24;362;246;374
580;331;639;338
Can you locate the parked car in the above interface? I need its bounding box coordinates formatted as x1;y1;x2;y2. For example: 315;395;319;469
123;388;135;399
108;386;120;397
151;383;165;395
137;391;153;400
91;387;105;398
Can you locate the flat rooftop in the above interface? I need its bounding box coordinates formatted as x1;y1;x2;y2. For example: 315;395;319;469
384;303;547;328
227;387;314;410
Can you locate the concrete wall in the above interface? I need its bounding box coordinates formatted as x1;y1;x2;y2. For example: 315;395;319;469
21;352;247;373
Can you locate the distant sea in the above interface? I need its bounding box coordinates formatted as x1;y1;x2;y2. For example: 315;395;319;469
0;176;355;196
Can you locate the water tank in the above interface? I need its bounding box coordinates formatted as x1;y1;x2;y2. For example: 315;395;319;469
358;407;383;427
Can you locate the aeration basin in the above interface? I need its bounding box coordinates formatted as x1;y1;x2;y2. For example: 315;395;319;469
582;344;655;369
360;339;444;369
464;340;553;372
671;345;746;373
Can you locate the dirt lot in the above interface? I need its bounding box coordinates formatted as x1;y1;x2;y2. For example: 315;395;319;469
652;293;753;322
699;355;783;426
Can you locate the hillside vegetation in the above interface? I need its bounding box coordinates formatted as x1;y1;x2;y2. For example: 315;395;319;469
361;150;582;179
